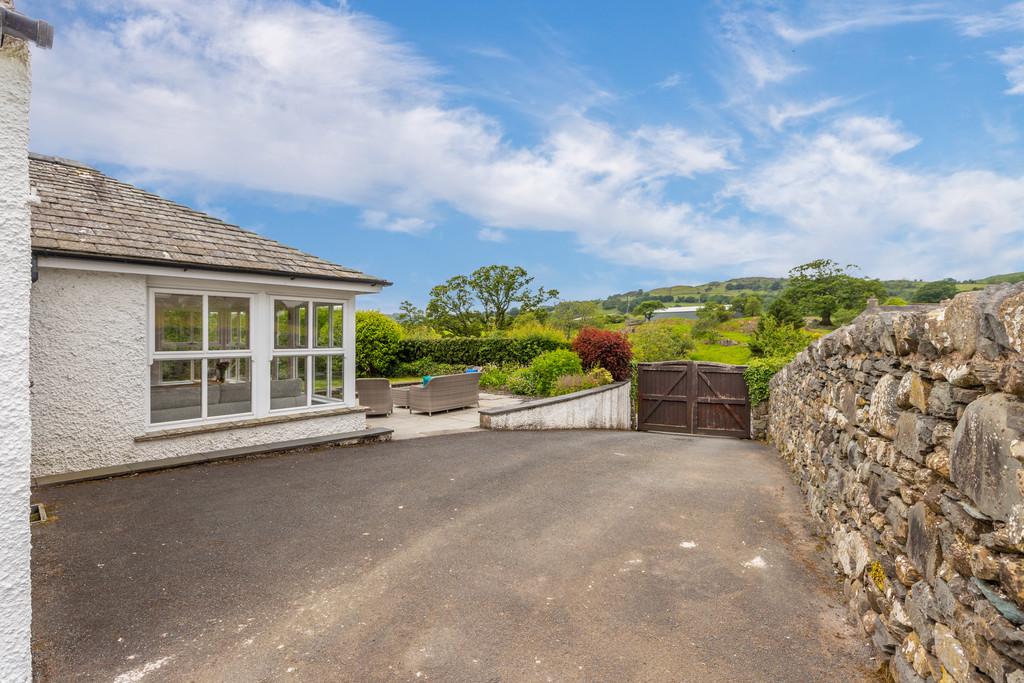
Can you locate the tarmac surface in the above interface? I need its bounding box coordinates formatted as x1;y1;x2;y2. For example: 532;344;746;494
32;430;877;682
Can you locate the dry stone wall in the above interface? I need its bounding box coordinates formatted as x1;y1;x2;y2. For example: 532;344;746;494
769;283;1024;683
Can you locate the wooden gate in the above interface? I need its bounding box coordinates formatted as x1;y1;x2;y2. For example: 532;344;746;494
636;361;751;438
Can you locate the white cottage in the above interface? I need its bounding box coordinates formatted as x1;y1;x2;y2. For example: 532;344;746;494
28;153;391;481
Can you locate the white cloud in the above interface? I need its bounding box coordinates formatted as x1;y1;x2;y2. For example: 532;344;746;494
361;210;435;235
772;4;947;44
727;116;1024;278
477;228;507;242
656;73;682;89
766;97;847;131
28;1;1024;281
31;0;746;272
958;2;1024;37
997;46;1024;95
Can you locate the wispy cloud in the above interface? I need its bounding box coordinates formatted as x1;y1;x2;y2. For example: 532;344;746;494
997;46;1024;94
766;97;847;130
727;116;1024;277
772;4;947;44
958;2;1024;37
656;72;683;89
477;227;507;242
718;7;805;90
361;210;435;235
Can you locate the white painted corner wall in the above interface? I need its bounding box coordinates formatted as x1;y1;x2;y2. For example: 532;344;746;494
0;17;34;682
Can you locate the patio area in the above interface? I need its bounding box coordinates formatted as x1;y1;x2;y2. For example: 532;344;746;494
370;390;526;440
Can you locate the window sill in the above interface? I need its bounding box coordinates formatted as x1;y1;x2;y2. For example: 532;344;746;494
136;405;370;442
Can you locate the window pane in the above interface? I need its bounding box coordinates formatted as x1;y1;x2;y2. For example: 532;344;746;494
331;354;344;400
150;360;201;423
271;355;308;409
208;297;250;351
155;293;202;352
315;303;343;348
208;357;252;417
313;354;344;404
275;300;308;349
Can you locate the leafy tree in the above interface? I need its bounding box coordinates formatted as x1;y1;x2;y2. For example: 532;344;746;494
731;293;763;317
471;265;558;330
912;280;958;303
884;296;908;306
426;266;557;335
426;275;484;337
779;259;887;327
631;324;694;362
549;300;605;335
633;300;662;322
766;297;805;328
693;302;731;342
748;316;813;358
355;311;403;377
396;300;425;329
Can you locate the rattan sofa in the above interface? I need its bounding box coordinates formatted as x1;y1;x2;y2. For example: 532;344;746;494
407;373;480;415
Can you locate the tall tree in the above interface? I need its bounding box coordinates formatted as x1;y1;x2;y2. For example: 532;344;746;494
395;300;425;329
426;276;484;337
549;300;604;335
780;259;887;327
470;265;558;330
633;300;662;322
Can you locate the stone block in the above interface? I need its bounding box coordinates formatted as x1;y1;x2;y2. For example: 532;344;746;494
870;374;902;438
950;393;1024;521
1000;557;1024;608
837;530;873;578
1002;288;1024;355
934;622;972;683
929;382;958;419
869;467;902;511
906;581;937;648
927;447;951;479
907;502;942;581
970;546;1002;582
896;412;937;461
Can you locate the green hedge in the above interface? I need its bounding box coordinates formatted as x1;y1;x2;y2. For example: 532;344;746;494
398;335;570;366
743;356;792;406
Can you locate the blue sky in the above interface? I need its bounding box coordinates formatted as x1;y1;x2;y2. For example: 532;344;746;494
23;0;1024;310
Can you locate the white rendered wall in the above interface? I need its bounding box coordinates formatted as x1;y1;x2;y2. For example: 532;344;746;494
0;8;34;679
480;381;631;431
30;268;367;477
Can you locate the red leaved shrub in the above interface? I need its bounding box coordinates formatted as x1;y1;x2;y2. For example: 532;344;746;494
571;327;633;381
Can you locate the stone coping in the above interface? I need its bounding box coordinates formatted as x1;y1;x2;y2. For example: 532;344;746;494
136;405;370;442
33;427;393;488
478;381;629;416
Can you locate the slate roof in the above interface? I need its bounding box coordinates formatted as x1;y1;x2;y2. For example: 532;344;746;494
28;153;389;285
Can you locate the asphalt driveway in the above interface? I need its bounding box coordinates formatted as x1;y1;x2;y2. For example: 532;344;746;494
32;430;874;682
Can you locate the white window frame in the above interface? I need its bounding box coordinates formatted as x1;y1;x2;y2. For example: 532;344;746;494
269;297;350;415
146;287;357;430
147;288;255;428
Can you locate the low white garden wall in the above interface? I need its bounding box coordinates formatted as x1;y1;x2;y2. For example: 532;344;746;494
479;381;630;431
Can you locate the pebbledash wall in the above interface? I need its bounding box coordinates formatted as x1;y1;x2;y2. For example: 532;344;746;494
0;8;34;680
30;268;368;478
768;283;1024;683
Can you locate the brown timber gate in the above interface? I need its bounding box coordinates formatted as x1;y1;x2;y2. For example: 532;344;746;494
636;361;751;438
